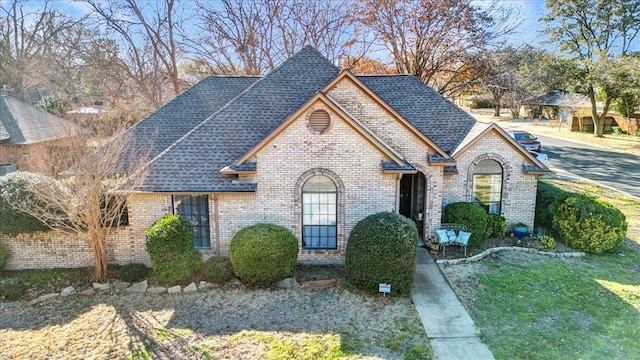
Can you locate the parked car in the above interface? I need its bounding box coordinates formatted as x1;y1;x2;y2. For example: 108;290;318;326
506;130;542;152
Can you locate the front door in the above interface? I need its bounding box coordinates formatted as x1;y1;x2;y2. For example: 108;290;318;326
398;173;426;234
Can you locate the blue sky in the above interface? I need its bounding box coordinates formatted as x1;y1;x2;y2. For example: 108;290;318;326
504;0;549;47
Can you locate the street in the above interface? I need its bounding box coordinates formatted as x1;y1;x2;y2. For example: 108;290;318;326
534;133;640;199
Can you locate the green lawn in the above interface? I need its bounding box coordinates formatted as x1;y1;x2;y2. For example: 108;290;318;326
456;179;640;359
472;249;640;359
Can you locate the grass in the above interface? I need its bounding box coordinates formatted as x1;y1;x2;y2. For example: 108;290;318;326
449;178;640;360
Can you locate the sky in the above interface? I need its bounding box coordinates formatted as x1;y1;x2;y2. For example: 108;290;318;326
503;0;549;47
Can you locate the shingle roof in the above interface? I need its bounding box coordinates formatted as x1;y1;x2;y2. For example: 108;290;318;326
356;75;477;153
138;46;340;192
0;95;80;144
123;75;260;163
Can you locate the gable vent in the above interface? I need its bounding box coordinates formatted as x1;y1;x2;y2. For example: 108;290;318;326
308;110;331;134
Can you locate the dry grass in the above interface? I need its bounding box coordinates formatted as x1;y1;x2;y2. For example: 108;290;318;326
0;284;431;359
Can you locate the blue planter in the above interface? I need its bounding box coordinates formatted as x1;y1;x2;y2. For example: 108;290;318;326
513;225;528;239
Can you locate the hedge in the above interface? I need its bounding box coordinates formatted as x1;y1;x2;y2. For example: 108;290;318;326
443;202;488;247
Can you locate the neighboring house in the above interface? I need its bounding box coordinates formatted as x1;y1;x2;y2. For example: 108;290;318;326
0;92;81;175
0;47;551;269
522;90;619;133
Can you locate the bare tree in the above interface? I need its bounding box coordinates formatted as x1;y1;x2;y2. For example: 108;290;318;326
188;0;359;75
0;0;83;100
3;121;151;280
85;0;186;108
353;0;519;97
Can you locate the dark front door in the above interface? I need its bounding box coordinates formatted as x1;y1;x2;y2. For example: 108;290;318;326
399;175;413;218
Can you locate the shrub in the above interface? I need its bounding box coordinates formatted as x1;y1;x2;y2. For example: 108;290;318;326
539;235;555;251
443;202;488;247
145;214;202;284
202;256;234;284
117;263;149;283
0;278;26;301
345;212;417;295
535;180;573;229
229;224;298;287
0;172;52;236
484;214;507;238
0;245;9;271
551;194;627;254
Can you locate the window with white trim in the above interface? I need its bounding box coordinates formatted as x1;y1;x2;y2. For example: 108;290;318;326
302;175;337;249
472;159;503;215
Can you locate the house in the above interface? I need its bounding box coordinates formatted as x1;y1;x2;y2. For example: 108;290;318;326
0;46;550;269
522;90;619;133
0;92;80;175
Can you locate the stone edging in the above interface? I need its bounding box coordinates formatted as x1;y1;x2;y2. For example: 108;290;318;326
435;246;586;265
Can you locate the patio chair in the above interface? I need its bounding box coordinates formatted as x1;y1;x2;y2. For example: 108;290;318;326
435;223;471;256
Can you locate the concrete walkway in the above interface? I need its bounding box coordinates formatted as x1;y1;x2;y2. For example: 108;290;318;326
411;247;495;360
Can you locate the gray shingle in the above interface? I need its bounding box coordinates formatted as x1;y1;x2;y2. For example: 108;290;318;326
124;75;259;163
357;75;477;154
139;46;339;192
0;96;79;144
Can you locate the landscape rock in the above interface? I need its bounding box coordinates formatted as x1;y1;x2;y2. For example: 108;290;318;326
93;282;112;291
60;286;76;297
167;285;181;294
199;281;214;291
127;280;148;293
113;281;130;291
78;288;96;296
183;282;198;293
147;287;167;295
278;277;297;289
302;279;337;289
27;293;59;306
229;278;243;287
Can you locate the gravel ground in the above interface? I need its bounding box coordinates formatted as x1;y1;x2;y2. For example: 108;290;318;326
0;284;429;359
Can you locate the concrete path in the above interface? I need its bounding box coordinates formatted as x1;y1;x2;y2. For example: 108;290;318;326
411;247;495;360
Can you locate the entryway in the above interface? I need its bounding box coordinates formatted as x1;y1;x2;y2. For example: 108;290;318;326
399;172;426;235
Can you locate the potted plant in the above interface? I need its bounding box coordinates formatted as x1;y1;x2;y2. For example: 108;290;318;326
513;222;528;239
416;210;423;221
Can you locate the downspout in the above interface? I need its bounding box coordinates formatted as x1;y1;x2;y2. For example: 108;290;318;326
213;195;221;256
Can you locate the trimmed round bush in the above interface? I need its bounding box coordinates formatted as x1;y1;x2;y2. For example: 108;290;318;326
202;256;234;284
551;194;627;254
145;214;202;284
229;224;298;287
443;202;488;247
0;278;26;301
117;263;149;283
345;212;417;295
0;172;51;236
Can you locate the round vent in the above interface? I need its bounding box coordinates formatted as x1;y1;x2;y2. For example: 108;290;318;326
308;110;331;134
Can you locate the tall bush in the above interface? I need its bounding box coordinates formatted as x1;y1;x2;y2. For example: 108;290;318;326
145;214;202;284
0;245;9;271
345;212;417;295
551;194;627;254
443;202;488;247
485;213;507;238
0;172;51;236
229;224;298;287
535;180;573;229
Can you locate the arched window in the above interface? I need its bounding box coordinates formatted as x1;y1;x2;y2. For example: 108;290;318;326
472;159;503;215
302;175;337;249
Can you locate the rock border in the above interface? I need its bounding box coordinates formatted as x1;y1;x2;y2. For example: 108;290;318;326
436;246;586;265
21;276;341;306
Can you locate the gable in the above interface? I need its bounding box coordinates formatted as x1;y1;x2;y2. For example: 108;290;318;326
229;93;412;173
453;122;549;172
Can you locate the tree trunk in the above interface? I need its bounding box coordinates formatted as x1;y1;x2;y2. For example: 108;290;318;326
89;228;108;281
494;103;501;117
